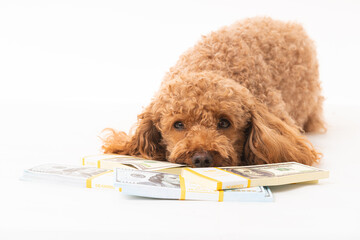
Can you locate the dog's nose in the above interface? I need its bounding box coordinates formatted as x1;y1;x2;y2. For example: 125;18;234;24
191;151;213;167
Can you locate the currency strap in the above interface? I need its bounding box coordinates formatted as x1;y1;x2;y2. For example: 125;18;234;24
85;170;113;188
218;190;224;202
179;175;186;200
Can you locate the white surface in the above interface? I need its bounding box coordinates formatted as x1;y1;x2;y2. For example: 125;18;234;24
1;1;360;239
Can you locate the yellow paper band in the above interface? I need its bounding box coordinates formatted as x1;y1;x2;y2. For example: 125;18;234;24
218;190;224;202
97;160;101;168
86;170;113;188
82;157;85;166
179;175;186;200
215;167;251;188
184;168;222;190
119;188;122;192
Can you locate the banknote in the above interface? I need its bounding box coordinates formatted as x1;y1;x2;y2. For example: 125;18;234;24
181;162;329;190
115;168;273;202
82;154;184;173
22;164;114;189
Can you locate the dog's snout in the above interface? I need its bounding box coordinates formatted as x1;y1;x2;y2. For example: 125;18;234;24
191;151;213;167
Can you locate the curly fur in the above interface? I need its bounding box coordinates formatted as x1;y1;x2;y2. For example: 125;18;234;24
102;17;325;167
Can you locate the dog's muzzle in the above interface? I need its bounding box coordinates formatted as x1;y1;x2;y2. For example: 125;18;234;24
191;151;213;167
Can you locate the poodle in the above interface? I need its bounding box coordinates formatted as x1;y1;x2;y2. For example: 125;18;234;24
102;17;325;168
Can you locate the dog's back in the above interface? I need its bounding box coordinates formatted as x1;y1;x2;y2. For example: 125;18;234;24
167;17;325;132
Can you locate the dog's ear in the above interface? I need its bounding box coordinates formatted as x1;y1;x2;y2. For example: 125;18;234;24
243;103;321;165
101;108;166;160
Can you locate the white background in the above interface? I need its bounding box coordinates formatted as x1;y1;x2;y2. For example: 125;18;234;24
1;0;360;239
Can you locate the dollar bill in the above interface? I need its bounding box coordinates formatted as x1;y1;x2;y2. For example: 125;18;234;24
222;162;327;178
181;162;329;190
82;154;184;173
115;168;273;202
22;164;114;189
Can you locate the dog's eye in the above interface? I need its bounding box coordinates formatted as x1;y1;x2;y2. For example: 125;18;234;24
173;121;185;130
217;118;231;129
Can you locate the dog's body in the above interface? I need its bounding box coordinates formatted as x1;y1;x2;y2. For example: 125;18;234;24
102;17;325;167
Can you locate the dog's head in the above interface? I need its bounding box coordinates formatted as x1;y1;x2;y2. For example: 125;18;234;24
103;72;320;167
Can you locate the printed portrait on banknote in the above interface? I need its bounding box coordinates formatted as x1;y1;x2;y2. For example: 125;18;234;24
131;172;180;188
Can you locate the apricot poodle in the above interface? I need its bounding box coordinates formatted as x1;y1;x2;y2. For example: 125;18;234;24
102;17;325;167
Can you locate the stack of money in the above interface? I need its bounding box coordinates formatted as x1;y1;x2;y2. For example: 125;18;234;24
82;154;185;174
22;164;115;189
114;168;273;202
22;154;329;202
181;162;330;190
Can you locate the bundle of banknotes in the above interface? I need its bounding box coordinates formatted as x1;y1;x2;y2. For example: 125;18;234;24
21;154;329;202
114;168;273;202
